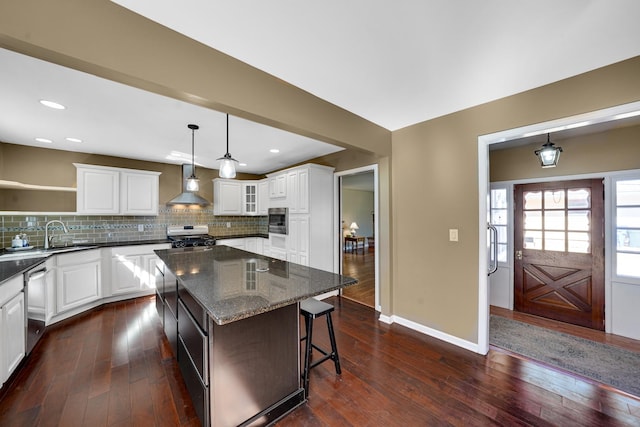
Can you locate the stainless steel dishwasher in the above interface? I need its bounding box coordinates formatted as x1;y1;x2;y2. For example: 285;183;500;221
25;265;47;355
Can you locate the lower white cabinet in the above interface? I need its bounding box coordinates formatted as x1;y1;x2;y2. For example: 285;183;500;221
218;237;267;255
287;215;310;266
56;250;102;313
1;276;25;387
110;244;169;296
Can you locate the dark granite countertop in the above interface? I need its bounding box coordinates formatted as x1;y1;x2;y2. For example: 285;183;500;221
155;246;357;325
0;257;47;285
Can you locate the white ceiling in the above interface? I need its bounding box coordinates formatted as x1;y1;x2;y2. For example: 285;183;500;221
0;48;343;175
2;2;639;176
112;0;640;131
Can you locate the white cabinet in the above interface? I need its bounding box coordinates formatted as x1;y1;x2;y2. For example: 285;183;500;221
217;238;246;250
75;164;160;216
266;164;334;270
288;215;310;266
56;250;102;313
258;180;269;215
213;179;243;215
0;275;25;387
121;171;160;215
76;165;119;214
214;179;267;216
269;174;287;199
110;244;169;296
242;182;259;215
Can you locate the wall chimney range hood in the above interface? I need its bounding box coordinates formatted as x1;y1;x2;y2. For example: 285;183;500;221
167;164;210;206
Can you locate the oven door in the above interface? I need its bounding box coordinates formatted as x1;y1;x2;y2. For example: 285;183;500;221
268;208;288;234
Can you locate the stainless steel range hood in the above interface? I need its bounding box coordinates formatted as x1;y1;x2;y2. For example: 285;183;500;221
166;164;210;206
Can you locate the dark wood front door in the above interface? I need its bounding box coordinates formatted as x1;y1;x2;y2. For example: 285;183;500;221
514;179;605;330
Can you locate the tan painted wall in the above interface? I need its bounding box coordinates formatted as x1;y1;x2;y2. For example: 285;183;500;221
490;124;640;182
393;56;640;343
0;142;261;211
2;0;639;346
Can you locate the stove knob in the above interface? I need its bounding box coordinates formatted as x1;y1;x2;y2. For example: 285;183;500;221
193;241;201;247
174;241;186;248
205;239;216;247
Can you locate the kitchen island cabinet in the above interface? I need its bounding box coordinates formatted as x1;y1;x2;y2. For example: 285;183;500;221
154;246;356;427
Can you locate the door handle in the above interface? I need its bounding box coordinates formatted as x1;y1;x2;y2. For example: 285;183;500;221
515;250;522;260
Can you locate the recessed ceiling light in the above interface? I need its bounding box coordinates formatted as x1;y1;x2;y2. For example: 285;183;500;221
239;163;247;167
35;137;53;143
66;137;82;143
270;149;280;153
39;99;66;110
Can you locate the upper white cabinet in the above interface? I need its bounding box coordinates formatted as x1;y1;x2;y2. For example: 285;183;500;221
258;180;269;215
268;174;287;199
242;182;259;216
214;178;268;216
213;179;242;215
75;164;160;216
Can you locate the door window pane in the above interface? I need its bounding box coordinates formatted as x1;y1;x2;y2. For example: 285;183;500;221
524;211;542;230
491;208;508;225
524;230;542;249
568;188;591;208
544;190;565;209
568;210;590;231
544;231;565;251
544;211;565;230
524;191;542;210
568;232;590;253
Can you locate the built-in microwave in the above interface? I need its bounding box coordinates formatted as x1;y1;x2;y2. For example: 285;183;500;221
268;207;288;234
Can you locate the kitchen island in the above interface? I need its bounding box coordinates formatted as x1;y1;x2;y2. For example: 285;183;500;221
154;245;356;427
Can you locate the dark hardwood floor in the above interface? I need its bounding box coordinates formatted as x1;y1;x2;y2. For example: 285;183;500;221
0;296;199;427
2;295;640;426
341;246;375;308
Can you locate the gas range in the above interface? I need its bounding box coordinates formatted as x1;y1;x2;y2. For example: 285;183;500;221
167;225;216;248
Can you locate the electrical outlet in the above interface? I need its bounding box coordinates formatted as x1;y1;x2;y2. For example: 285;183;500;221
449;229;459;242
226;222;231;228
138;224;144;232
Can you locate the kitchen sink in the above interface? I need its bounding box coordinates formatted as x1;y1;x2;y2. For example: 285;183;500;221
0;246;98;262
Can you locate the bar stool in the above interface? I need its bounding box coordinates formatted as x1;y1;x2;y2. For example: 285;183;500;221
300;298;341;397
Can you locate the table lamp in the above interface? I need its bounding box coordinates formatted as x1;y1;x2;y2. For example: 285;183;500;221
349;222;359;237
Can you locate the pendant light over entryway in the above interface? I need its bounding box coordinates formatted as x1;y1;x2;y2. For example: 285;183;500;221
217;114;239;178
534;133;563;168
186;124;200;191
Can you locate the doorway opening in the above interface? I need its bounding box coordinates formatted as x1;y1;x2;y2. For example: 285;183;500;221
334;165;380;310
477;100;640;355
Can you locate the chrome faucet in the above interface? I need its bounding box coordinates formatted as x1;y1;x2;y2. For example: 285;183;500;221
44;220;69;249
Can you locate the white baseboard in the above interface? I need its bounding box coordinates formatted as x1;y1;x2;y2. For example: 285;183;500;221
377;313;480;354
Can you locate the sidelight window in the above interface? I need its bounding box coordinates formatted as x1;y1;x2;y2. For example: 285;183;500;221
490;187;508;263
614;178;640;279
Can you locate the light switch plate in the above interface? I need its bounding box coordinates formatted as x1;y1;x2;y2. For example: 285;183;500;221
449;229;459;242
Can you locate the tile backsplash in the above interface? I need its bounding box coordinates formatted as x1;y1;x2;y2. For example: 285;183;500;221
1;206;267;249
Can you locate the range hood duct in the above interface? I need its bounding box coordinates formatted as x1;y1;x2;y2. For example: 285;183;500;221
166;164;210;206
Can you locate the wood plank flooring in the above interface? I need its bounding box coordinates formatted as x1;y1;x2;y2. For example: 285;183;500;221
0;297;199;427
2;295;639;426
341;247;375;308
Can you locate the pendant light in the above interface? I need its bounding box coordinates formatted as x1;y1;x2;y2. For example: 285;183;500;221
217;114;239;178
186;124;200;191
534;133;563;168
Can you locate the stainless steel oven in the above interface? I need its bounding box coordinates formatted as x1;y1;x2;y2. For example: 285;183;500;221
268;207;288;234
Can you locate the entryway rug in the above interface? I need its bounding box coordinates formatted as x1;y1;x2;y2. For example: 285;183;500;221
489;315;640;397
